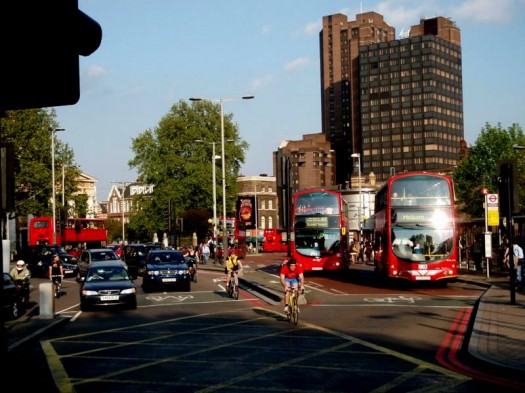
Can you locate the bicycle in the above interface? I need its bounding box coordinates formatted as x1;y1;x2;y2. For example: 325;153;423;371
190;266;198;283
51;274;63;298
285;287;302;325
226;270;240;300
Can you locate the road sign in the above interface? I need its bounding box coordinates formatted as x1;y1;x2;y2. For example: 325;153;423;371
487;194;499;226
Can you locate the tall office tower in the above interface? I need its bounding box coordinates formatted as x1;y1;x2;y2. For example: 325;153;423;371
320;12;464;184
320;12;395;185
360;16;463;181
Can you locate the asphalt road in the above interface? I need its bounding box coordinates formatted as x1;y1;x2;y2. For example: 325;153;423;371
5;254;518;392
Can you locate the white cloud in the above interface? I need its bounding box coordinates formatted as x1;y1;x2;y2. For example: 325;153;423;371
86;65;107;79
261;25;272;36
284;57;312;72
293;21;322;37
251;74;274;90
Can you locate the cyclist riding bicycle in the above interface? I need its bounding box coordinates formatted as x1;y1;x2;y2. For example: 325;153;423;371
225;249;243;289
48;253;64;297
10;259;31;305
279;258;305;313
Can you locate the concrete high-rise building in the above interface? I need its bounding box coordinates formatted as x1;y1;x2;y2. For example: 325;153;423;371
320;12;464;185
320;12;395;185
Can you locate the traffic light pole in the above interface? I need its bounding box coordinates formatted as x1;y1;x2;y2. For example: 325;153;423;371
499;161;516;304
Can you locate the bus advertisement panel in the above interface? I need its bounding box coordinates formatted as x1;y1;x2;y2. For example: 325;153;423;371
291;189;350;272
372;172;458;285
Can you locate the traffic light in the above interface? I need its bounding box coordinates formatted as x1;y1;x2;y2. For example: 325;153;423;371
164;201;172;232
498;160;519;216
0;0;102;111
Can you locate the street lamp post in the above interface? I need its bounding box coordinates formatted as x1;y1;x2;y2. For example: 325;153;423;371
195;140;221;238
254;184;258;253
51;128;65;244
112;181;131;245
351;153;362;243
189;95;254;258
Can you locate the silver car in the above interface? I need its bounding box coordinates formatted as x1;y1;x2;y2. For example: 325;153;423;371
76;248;127;281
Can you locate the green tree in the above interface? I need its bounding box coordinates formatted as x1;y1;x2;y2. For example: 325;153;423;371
128;99;249;239
453;122;525;218
0;109;82;219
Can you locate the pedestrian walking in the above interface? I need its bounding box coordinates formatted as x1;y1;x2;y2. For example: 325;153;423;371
512;237;524;291
470;237;483;272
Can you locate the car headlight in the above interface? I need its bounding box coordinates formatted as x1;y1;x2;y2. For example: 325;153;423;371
81;289;98;296
121;288;136;294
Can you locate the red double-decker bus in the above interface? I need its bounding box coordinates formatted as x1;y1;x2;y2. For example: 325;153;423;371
28;216;108;251
262;228;288;252
290;189;350;272
372;172;458;286
216;217;247;259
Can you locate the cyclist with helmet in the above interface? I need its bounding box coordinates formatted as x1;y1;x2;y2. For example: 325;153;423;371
10;260;31;305
225;248;243;289
279;258;305;313
48;253;64;297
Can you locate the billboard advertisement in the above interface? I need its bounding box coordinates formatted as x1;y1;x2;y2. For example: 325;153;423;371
236;196;256;229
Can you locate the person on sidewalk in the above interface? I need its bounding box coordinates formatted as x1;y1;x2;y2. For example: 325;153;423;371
512;237;524;291
470;237;483;272
502;236;510;271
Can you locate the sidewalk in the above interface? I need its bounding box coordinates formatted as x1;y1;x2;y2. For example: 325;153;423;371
457;266;525;373
3;257;524;375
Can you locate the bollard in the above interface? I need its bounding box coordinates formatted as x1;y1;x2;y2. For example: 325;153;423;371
39;282;55;319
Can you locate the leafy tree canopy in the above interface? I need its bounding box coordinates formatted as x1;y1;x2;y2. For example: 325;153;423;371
453;122;525;218
0;109;83;219
128;99;249;238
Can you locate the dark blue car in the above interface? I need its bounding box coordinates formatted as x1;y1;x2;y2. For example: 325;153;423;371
142;250;191;292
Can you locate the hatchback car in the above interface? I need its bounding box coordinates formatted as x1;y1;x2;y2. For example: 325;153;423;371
142;250;191;292
2;272;19;320
78;261;137;311
76;248;126;280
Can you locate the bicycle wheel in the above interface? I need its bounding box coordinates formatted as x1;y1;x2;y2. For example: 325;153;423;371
233;283;239;300
291;294;299;325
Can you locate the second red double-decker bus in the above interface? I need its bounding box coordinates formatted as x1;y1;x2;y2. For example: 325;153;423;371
262;228;288;252
372;172;458;286
291;189;350;272
216;217;247;259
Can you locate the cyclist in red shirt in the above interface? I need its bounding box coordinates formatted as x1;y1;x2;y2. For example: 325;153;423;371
279;258;305;313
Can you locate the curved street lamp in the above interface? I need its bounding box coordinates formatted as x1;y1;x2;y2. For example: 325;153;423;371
195;139;222;238
51;128;65;244
351;153;362;243
189;96;254;257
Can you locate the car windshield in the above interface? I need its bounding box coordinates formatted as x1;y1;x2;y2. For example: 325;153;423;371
86;267;129;281
92;251;119;261
150;252;184;264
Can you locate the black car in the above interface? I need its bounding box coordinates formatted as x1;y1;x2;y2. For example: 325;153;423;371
2;272;20;320
78;261;137;311
142;250;191;292
20;244;78;278
121;244;147;279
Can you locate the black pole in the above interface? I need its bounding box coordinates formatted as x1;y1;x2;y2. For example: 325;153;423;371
286;157;292;257
499;161;516;304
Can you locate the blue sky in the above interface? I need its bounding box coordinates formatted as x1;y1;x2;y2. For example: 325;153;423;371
55;0;525;201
